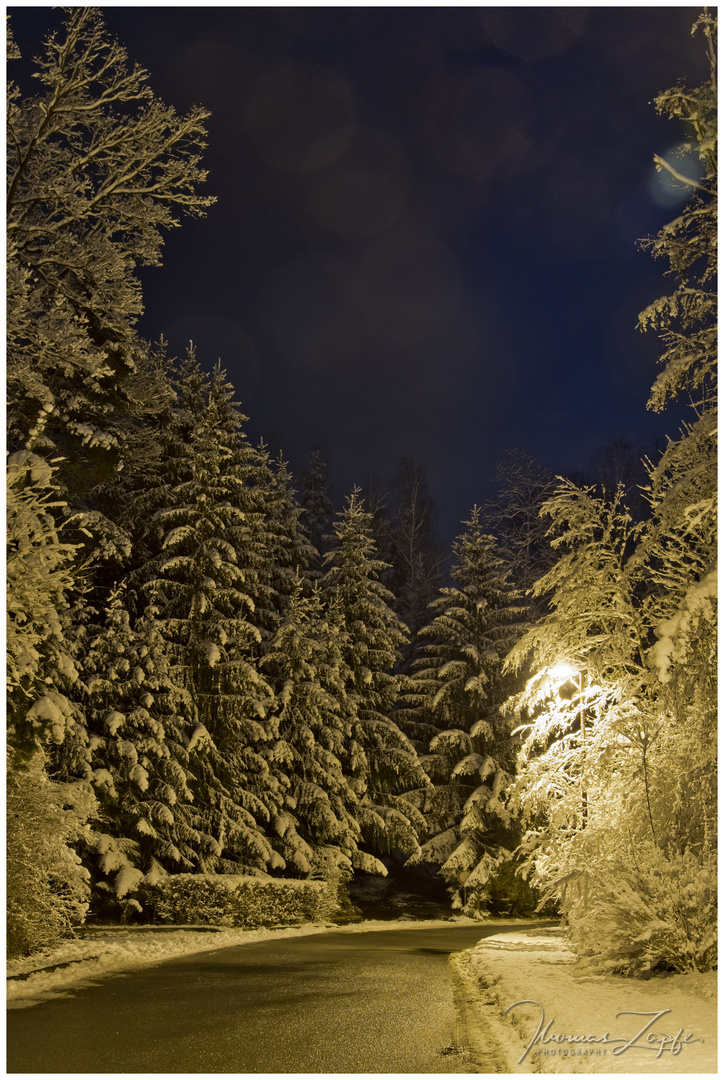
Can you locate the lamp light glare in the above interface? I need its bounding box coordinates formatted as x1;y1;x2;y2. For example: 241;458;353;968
549;663;579;680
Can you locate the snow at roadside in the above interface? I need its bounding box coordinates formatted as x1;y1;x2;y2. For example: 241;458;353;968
452;927;717;1074
7;916;482;1010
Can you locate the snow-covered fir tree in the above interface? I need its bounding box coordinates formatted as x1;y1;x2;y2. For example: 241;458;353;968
299;449;335;578
637;6;717;696
260;579;363;875
129;351;283;875
246;446;316;646
75;592;211;913
83;339;181;575
405;508;525;910
321;490;430;869
633;11;716;969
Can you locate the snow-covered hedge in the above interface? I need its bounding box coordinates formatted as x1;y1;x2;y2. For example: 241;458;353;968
139;874;339;928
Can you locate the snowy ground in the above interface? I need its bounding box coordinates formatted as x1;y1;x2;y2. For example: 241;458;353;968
451;926;717;1074
9;918;717;1077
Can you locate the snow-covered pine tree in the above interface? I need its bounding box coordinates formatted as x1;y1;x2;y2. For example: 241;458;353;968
321;489;430;869
76;591;209;913
639;12;717;424
82;338;180;577
129;350;283;875
246;446;316;647
405;508;525;909
299;449;335;579
260;579;363;876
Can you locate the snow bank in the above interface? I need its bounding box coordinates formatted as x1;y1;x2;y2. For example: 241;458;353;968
453;928;716;1073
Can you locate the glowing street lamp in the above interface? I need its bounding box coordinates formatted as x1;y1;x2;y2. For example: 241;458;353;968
548;662;580;685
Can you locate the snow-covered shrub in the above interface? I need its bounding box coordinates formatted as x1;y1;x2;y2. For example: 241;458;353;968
7;753;96;958
139;874;339;927
565;843;716;976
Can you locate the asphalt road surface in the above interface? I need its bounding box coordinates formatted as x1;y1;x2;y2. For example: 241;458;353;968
6;922;523;1073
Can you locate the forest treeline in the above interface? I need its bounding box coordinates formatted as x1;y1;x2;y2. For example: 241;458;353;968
7;9;717;975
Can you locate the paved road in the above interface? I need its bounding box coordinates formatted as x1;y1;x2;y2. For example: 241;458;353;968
7;922;524;1073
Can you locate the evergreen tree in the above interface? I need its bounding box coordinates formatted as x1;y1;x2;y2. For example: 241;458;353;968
299;449;335;578
405;509;525;908
248;447;315;646
129;351;282;874
77;592;208;911
84;339;180;575
260;580;363;875
638;11;717;419
634;11;717;942
321;490;430;867
638;12;716;875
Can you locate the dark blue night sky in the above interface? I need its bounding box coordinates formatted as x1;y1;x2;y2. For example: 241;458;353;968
9;6;709;541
